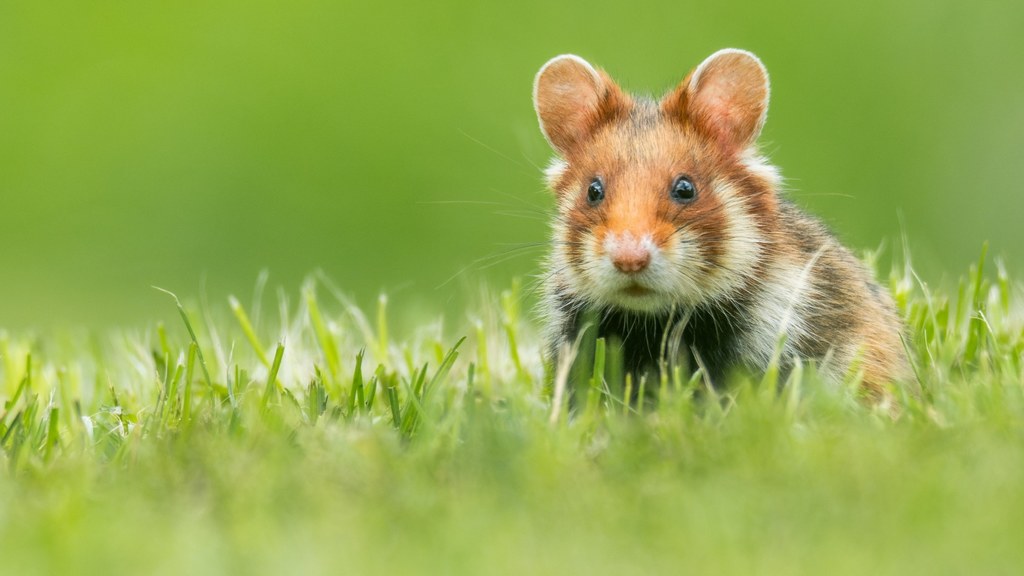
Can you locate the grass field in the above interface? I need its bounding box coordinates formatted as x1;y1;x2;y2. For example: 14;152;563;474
1;248;1022;575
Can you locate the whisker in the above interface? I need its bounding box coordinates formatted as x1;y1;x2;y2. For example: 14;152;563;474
457;128;540;173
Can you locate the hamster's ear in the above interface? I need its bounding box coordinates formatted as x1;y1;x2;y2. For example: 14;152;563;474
663;49;769;153
533;55;626;154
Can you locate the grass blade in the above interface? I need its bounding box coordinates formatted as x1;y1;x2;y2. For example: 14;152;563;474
154;287;214;392
261;343;286;410
231;295;270;368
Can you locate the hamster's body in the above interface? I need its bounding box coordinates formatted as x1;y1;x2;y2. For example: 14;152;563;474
533;50;909;398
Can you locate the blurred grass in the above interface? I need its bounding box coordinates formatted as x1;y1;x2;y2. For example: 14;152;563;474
0;251;1022;575
1;0;1023;329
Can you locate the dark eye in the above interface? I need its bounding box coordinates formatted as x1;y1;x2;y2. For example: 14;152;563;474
670;175;697;204
586;177;605;206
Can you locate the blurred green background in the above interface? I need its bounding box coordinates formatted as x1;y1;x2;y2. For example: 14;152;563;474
1;0;1022;328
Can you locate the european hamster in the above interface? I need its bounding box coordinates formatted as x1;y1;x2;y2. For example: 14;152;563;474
533;49;910;400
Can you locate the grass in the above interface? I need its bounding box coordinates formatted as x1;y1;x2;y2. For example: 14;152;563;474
1;251;1022;576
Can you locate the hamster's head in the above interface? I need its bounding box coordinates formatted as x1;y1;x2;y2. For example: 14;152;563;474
534;49;781;313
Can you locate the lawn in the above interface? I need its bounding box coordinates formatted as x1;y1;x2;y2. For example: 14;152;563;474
1;250;1022;575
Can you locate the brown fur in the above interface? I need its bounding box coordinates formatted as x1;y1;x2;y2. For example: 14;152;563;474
533;50;910;400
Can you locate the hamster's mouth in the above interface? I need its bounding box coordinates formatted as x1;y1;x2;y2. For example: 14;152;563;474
621;283;654;297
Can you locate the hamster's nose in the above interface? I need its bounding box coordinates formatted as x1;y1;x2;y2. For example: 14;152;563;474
610;241;651;274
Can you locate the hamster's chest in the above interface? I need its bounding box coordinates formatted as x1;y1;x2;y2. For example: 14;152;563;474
582;303;753;383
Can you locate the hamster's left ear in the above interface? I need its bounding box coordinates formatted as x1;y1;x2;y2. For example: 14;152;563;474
663;49;770;154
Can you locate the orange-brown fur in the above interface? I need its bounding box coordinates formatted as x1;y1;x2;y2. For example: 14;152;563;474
533;50;910;400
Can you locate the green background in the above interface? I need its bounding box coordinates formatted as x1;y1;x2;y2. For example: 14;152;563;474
1;0;1022;328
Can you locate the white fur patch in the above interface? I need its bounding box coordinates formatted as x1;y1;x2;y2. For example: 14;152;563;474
704;181;763;299
740;153;782;188
737;251;823;370
544;158;568;189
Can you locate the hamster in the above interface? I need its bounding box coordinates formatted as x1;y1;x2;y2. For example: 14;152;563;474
532;49;910;401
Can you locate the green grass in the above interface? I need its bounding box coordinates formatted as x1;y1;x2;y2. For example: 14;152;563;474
1;251;1022;576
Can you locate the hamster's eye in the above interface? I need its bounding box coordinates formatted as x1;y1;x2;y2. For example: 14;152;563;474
586;177;605;206
670;176;697;204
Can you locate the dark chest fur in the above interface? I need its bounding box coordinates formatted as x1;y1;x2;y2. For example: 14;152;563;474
555;297;754;387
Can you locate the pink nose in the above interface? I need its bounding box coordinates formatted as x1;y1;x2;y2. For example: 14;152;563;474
611;242;651;274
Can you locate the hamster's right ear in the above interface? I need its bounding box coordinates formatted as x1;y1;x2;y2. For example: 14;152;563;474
662;49;769;154
533;55;625;154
